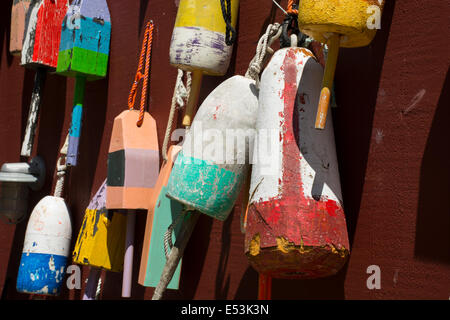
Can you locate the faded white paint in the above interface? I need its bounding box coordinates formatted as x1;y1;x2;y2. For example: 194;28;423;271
250;48;343;205
22;196;72;257
182;76;259;167
170;26;232;76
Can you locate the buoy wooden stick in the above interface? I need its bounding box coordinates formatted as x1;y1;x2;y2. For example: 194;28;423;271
83;267;101;300
258;274;272;300
122;210;136;298
315;33;340;129
67;76;86;166
152;211;200;300
21;68;46;156
182;70;203;127
20;0;68;157
56;0;111;166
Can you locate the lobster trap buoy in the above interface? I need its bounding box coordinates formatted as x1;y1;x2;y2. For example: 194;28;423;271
16;196;72;295
139;146;191;290
170;0;239;127
73;180;126;273
106;110;159;210
245;47;350;279
20;0;69;157
166;75;259;221
56;0;112;166
16;135;72;296
298;0;385;129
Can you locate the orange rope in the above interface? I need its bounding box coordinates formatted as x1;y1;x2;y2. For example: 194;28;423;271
128;21;154;127
287;0;298;15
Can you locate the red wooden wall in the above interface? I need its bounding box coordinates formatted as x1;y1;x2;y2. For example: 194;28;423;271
0;0;448;300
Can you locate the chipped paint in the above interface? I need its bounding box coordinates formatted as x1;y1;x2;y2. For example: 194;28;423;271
245;48;349;279
16;196;72;295
166;76;259;221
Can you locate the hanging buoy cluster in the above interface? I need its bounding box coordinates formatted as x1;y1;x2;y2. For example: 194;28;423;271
3;0;385;299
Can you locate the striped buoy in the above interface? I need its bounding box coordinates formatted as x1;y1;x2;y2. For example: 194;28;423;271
245;47;350;279
16;196;72;295
166;76;259;221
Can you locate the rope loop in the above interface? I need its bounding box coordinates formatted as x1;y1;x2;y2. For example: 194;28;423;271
161;69;192;162
245;23;282;86
220;0;237;46
128;21;155;127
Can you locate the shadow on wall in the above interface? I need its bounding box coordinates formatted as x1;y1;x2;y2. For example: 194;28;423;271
414;67;450;265
334;0;396;248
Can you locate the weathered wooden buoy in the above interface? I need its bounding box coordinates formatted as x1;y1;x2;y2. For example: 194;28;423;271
298;0;385;129
10;0;31;56
151;23;283;300
72;179;126;300
139;69;193;290
166;76;259;221
56;0;111;166
20;0;68;157
245;47;350;279
16;196;71;295
139;146;191;290
73;180;126;272
169;0;239;126
16;136;72;296
106;110;159;210
106;21;158;298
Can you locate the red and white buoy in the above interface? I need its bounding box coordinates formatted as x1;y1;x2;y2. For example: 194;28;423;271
245;47;350;279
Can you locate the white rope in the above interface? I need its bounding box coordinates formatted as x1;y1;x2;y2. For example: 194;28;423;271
245;23;282;86
53;134;69;198
162;69;192;161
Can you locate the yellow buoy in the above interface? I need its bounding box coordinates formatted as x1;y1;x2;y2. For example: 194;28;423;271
298;0;385;129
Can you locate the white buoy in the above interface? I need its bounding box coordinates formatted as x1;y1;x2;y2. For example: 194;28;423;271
16;196;72;295
245;47;349;279
166;75;259;221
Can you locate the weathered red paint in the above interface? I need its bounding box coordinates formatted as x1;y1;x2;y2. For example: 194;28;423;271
32;0;67;68
245;48;349;279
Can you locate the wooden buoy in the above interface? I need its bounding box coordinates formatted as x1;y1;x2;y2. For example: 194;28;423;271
72;180;126;273
56;0;111;166
245;47;349;279
10;0;31;56
106;21;158;298
106;110;159;210
298;0;385;129
166;76;259;221
72;179;126;300
169;0;239;126
20;0;68;157
138;146;191;289
16;135;72;296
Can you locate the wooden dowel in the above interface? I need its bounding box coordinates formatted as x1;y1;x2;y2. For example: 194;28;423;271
182;70;203;127
21;68;46;157
315;33;340;130
122;210;136;298
258;273;272;300
152;211;200;300
66;76;86;166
